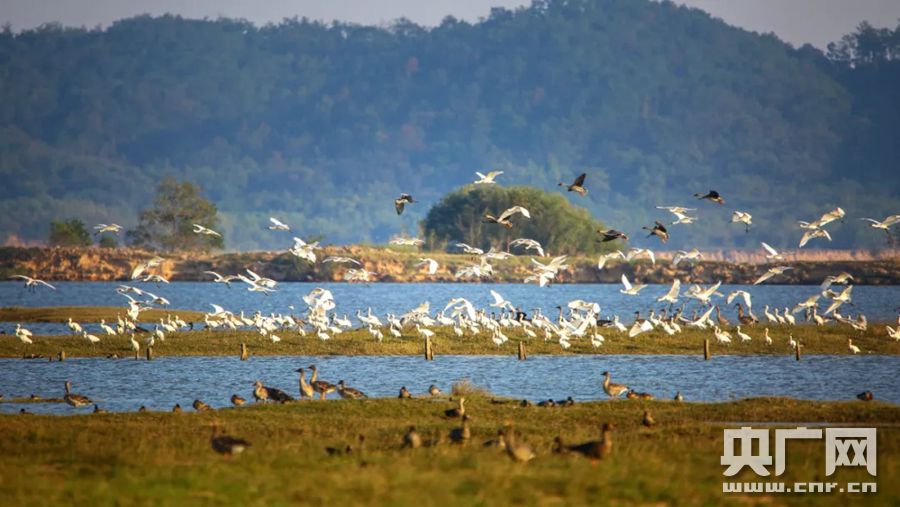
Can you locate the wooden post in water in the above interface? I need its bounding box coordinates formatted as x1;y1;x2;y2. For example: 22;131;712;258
58;350;66;362
424;336;434;361
240;343;249;361
704;339;710;361
795;343;801;361
146;347;153;361
518;341;527;360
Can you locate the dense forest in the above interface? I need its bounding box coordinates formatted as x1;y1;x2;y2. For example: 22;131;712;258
0;0;897;251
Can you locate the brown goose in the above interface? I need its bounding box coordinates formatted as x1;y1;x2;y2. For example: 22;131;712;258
93;404;107;414
502;426;535;462
230;394;246;407
602;371;629;398
857;391;874;401
394;193;416;215
402;426;422;449
308;365;336;400
559;173;587;196
564;423;614;461
449;415;471;444
444;397;466;418
63;381;92;408
337;380;367;399
643;221;669;243
642;410;656;427
211;424;250;456
674;391;684;402
428;384;442;397
398;386;412;399
172;404;183;413
253;380;295;403
694;190;725;204
193;399;212;412
296;368;315;399
598;229;628;242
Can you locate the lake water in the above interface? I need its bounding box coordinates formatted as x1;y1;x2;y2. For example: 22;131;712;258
1;281;898;335
0;354;895;414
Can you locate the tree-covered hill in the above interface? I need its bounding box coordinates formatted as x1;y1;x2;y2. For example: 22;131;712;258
0;0;897;251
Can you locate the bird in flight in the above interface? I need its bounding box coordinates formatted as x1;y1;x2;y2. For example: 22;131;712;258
268;217;290;231
760;242;783;260
93;224;122;235
731;211;752;232
643;221;669;242
10;275;56;291
394;193;416;215
694;190;724;204
753;266;792;285
598;229;628;242
483;206;531;228
860;214;900;231
509;238;545;257
474;171;503;185
558;173;587;196
192;224;222;237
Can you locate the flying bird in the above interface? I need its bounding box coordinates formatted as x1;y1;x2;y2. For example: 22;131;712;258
754;266;792;285
672;248;702;266
394;193;416;215
509;238;545;257
474;171;503;184
267;217;290;231
10;275;56;291
558;173;587;196
192;224;222;237
761;242;783;260
619;274;647;296
694;190;724;204
483;206;531;228
799;228;831;248
93;224;122;234
598;229;628;242
657;279;681;304
643;221;669;242
860;214;900;231
731;211;752;232
415;258;439;275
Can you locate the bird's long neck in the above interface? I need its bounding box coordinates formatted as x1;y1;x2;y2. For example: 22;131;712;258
310;367;318;383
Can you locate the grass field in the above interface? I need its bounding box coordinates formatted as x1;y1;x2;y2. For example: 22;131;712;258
0;396;896;505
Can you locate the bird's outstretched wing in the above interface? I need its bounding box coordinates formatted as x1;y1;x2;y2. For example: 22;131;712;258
573;173;586;187
621;274;633;291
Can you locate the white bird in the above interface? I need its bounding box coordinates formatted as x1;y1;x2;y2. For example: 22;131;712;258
735;326;752;342
670;210;698;225
93;223;123;234
509;238;545;257
764;328;773;345
799;228;831;248
760;242;783;260
323;256;361;266
886;326;900;341
820;272;854;290
860;214;900;230
455;243;485;255
82;331;101;345
204;271;238;286
597;250;626;270
489;290;515;311
619;274;647;296
474;171;503;184
389;237;425;247
67;318;83;335
15;324;33;346
628;319;654;337
686;281;723;305
268;217;291;231
848;339;860;354
626;248;655;265
657;279;681;303
130;334;140;354
731;211;752;232
754;266;792;285
484;206;531;228
131;256;164;280
415;258;439;275
672;248;701;267
714;327;732;344
192;224;222;237
656;206;697;214
787;334;797;349
9;275;56;291
99;319;116;336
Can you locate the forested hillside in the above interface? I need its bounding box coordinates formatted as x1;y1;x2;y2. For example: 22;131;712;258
0;0;897;251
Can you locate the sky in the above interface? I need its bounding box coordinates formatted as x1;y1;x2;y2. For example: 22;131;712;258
2;0;900;49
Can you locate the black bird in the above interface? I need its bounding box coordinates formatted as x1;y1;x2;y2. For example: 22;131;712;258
857;391;874;401
394;193;416;215
558;173;587;196
694;190;724;204
211;424;250;456
643;221;669;243
598;229;628;242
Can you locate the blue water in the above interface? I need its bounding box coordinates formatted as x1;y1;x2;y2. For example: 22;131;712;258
0;354;895;414
1;281;898;335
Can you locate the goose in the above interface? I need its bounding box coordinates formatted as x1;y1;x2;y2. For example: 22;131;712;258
642;410;656;428
643;221;669;242
63;381;92;408
734;302;757;325
731;211;752;232
449;415;472;444
308;365;336;400
715;305;730;327
415;258;439;275
253;380;295;403
230;394;246;406
509;238;545;256
483;206;530;228
799;227;831;248
848;339;861;354
337;380;367;399
210;424;250;456
474;170;503;184
764;328;773;345
398;386;412;399
601;371;629;398
669;211;698;227
93;404;107;414
754;266;792;285
672;248;702;266
172;404;183;413
860;214;900;230
192;224;222;237
393;193;416;215
735;326;752;342
674;391;684;402
597;229;628;242
193;399;212;412
619;274;647;296
558;172;587;196
561;423;614;460
694;190;724;204
402;426;422;449
657;279;681;303
296;368;315;399
93;223;123;234
428;385;442;397
9;275;56;291
501;427;535;462
857;391;874;401
267;216;290;231
761;242;784;260
444;397;466;418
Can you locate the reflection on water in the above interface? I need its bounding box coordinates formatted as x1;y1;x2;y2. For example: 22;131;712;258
0;354;896;414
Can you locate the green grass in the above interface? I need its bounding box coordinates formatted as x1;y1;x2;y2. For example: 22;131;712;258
0;306;205;323
0;397;896;505
3;319;898;358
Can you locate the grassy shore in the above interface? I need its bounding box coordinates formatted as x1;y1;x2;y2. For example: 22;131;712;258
0;305;205;323
0;397;896;505
2;320;898;358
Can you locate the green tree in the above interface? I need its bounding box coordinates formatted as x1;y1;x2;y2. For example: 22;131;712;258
127;177;223;251
47;219;92;247
422;185;611;255
97;234;118;249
